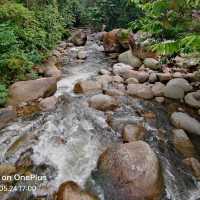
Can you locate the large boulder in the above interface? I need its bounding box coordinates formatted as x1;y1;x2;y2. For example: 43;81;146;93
172;129;196;157
103;29;133;53
167;78;192;92
0;106;17;129
56;181;98;200
8;78;57;105
70;30;87;46
127;84;154;99
88;94;119;111
73;80;102;94
185;91;200;108
118;50;142;68
97;141;163;200
171;112;200;135
44;65;62;79
103;29;122;53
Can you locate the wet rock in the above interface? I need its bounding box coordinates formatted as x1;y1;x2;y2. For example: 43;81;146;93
127;84;154;99
56;181;98;200
122;124;145;142
149;72;158;83
183;157;200;179
77;50;87;59
118;50;142;68
144;58;160;70
185;91;200;108
0;106;17;129
171;112;200;135
152;82;165;97
8;78;58;106
104;88;125;97
88;94;119;111
97;141;163;200
39;96;58;112
172;129;196;157
113;63;133;76
70;30;87;46
73;80;102;94
155;97;165;103
125;77;139;84
157;73;172;82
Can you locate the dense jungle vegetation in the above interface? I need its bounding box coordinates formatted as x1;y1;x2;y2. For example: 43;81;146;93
0;0;200;106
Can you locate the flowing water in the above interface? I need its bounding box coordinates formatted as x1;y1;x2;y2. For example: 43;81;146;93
0;33;200;200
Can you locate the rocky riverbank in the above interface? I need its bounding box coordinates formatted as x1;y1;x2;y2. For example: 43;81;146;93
0;29;200;200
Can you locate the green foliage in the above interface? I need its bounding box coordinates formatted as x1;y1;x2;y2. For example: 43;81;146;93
131;0;200;55
85;0;141;30
0;84;8;106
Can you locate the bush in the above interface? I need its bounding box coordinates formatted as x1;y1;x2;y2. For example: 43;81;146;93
130;0;200;55
85;0;141;31
0;84;8;106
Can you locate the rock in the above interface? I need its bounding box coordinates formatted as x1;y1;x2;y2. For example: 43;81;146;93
97;141;163;200
77;50;87;59
116;29;133;49
96;75;113;88
0;164;16;176
157;73;172;82
125;77;139;84
73;80;102;94
155;97;165;103
171;112;200;135
164;78;192;99
185;91;200;108
103;29;122;53
164;85;185;99
144;58;160;70
126;70;149;83
167;78;192;93
183;157;200;179
152;82;165;97
122;124;145;142
0;106;17;129
112;75;124;83
103;29;132;53
44;65;62;79
104;88;124;96
173;72;185;79
70;30;87;46
118;50;142;68
113;63;133;76
88;94;119;111
56;181;98;200
8;78;57;106
149;73;158;83
39;96;58;112
127;84;154;99
172;129;196;157
99;69;111;75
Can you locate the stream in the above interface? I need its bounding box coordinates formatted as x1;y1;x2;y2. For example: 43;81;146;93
0;32;200;200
